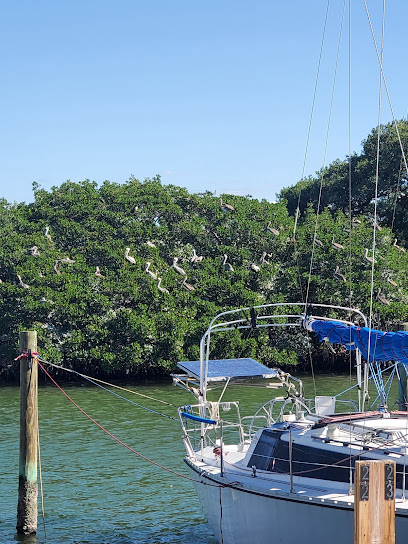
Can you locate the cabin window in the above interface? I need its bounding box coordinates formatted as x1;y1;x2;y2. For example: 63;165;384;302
247;430;279;471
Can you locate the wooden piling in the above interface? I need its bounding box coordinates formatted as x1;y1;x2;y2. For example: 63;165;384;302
354;459;395;544
16;331;38;535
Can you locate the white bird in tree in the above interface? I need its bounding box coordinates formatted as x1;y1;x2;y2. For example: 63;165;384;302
260;251;270;265
386;276;398;287
331;237;344;250
54;261;61;275
251;263;260;273
352;218;362;225
145;241;156;248
393;239;406;253
363;248;376;264
334;266;346;282
223;254;234;272
44;226;52;242
181;276;195;291
266;222;279;236
125;248;136;264
377;288;390;306
28;246;40;256
157;277;169;294
95;266;104;278
191;248;204;263
172;257;186;276
314;237;324;248
60;257;75;264
17;274;29;289
219;197;234;212
145;262;158;279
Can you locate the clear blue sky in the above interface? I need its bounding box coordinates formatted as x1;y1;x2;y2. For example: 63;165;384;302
1;0;407;204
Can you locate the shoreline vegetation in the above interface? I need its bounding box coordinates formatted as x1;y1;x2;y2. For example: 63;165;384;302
1;120;408;383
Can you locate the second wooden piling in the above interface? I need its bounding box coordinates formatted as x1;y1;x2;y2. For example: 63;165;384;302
354;459;395;544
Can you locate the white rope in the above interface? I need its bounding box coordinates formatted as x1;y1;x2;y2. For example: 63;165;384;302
363;0;408;179
292;0;331;241
305;0;347;305
364;0;386;410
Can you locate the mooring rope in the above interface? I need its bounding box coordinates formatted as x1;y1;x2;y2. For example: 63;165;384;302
37;360;225;489
37;357;178;421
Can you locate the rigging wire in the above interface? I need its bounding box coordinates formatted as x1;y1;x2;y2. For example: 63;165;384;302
37;360;224;489
363;0;408;179
292;0;331;241
305;0;347;306
38;358;178;420
347;0;353;494
364;0;386;411
390;155;404;233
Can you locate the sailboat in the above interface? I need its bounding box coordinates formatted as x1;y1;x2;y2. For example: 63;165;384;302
172;304;408;543
171;3;408;543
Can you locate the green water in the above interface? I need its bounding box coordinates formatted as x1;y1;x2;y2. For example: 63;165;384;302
0;372;394;543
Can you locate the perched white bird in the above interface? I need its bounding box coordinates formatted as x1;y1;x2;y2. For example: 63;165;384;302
95;266;104;278
223;254;234;272
60;257;75;264
363;248;376;264
172;257;186;276
145;241;156;248
331;237;344;250
314;237;324;248
145;262;158;279
266;222;279;236
219;197;234;212
191;248;204;263
251;263;260;273
157;277;169;294
393;239;406;253
125;248;136;264
53;261;61;275
377;288;390;306
260;251;270;265
28;246;40;256
181;277;195;291
334;266;346;282
17;274;29;289
44;226;52;242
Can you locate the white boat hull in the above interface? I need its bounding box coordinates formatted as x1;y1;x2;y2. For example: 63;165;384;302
188;464;408;544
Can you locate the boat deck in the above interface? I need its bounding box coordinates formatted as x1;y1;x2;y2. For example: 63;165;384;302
189;445;408;515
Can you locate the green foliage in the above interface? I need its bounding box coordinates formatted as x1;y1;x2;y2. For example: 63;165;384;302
279;119;408;242
1;119;408;381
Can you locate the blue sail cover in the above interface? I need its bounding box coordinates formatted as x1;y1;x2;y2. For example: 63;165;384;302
307;319;408;364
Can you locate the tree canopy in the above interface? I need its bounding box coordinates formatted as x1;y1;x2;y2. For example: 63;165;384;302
1;121;408;380
279;120;408;241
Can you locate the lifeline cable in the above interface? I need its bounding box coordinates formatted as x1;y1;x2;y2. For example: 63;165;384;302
37;360;224;489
